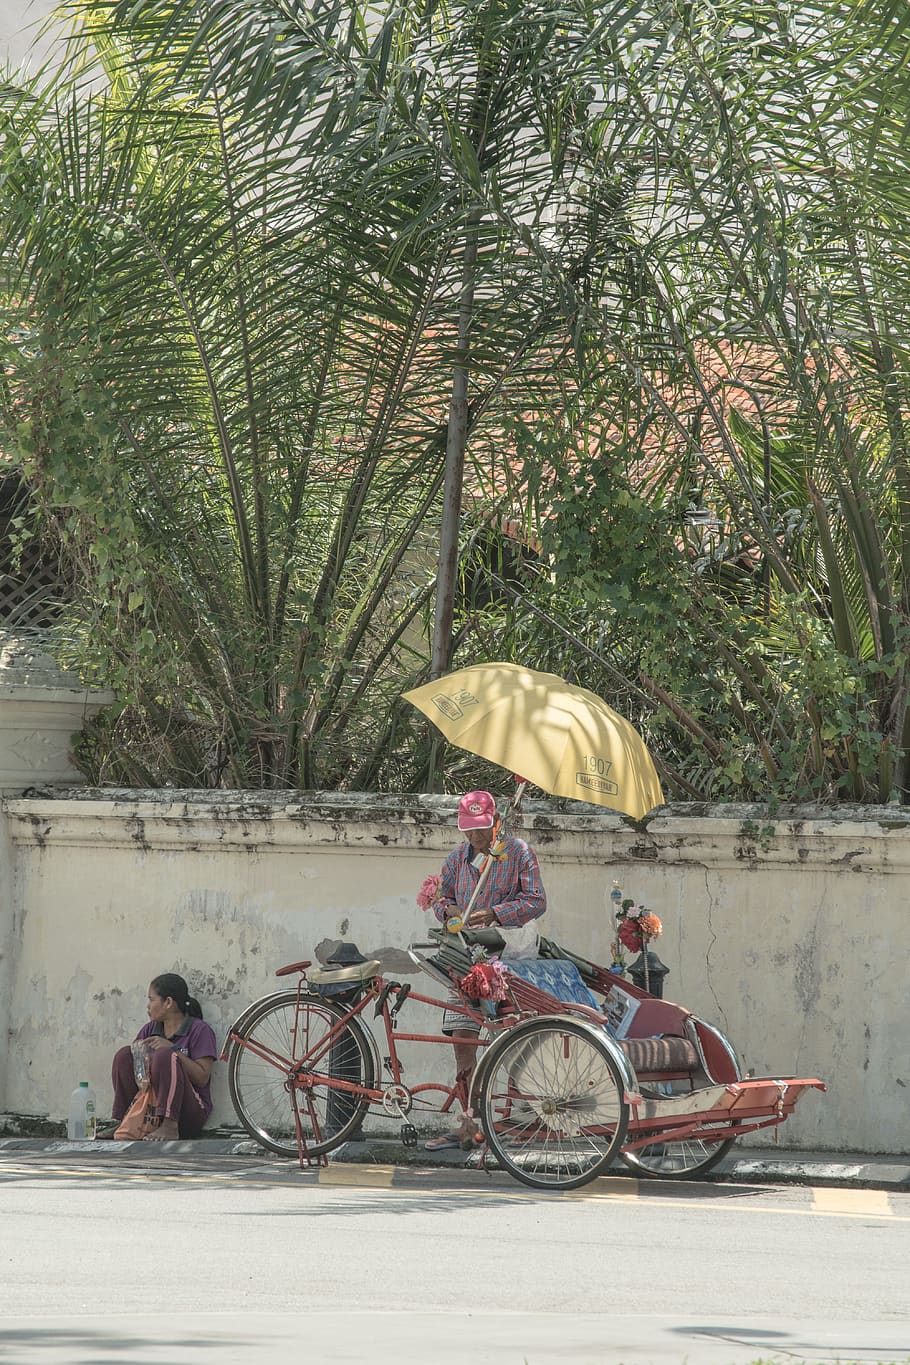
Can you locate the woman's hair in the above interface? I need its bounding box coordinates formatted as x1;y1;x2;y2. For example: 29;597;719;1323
149;972;203;1019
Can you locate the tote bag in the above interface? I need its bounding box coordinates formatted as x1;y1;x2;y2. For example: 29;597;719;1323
113;1085;157;1140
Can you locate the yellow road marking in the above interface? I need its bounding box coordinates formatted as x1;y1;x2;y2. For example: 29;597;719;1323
319;1163;394;1188
566;1175;639;1199
812;1186;893;1217
0;1163;285;1187
587;1194;907;1221
0;1161;905;1220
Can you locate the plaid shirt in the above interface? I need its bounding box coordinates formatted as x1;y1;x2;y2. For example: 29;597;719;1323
435;836;547;929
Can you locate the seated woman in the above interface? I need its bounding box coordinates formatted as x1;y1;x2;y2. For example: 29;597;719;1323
111;972;217;1141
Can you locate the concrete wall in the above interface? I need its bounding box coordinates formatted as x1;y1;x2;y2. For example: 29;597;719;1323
0;790;906;1152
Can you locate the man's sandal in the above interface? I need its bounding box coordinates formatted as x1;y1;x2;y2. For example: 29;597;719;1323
424;1127;483;1152
424;1132;464;1151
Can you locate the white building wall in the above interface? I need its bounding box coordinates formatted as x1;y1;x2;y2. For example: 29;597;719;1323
0;790;905;1152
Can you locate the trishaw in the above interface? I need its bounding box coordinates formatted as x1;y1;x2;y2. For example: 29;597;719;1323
222;663;824;1190
221;927;825;1191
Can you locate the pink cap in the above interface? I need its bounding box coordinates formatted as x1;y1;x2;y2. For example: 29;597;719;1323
457;790;497;831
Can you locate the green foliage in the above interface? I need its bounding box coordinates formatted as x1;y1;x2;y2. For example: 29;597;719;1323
482;0;910;805
0;0;627;789
4;0;910;803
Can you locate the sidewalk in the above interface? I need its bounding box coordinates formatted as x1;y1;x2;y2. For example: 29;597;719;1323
1;1130;907;1189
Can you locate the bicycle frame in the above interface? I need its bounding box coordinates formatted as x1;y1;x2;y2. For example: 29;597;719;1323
222;968;497;1161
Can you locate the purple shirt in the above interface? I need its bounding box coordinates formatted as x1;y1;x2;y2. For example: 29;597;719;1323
136;1016;217;1117
435;836;547;928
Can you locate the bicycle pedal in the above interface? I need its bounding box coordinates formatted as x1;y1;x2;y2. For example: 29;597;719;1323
400;1123;418;1148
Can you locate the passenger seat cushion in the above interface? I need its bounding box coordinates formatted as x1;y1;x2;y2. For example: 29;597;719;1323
619;1035;700;1074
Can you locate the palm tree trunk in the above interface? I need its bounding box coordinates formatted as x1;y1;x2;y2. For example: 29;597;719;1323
431;217;479;680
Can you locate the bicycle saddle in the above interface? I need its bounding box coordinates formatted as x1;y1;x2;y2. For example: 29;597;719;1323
307;959;383;985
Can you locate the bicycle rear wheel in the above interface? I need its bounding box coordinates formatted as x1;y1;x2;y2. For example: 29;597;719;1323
478;1017;629;1191
227;991;374;1158
621;1132;736;1179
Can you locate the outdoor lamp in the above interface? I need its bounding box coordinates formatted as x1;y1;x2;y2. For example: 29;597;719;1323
628;949;670;999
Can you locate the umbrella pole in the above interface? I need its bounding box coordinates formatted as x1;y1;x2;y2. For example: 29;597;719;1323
448;853;497;951
461;853;494;922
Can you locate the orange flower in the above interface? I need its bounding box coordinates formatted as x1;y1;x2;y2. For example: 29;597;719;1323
639;912;662;939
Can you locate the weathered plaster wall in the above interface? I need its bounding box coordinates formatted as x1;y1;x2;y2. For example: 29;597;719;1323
1;790;906;1152
0;790;14;1103
0;633;114;791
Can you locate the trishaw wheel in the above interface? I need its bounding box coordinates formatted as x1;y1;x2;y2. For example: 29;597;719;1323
478;1018;629;1191
620;1134;736;1180
227;991;374;1158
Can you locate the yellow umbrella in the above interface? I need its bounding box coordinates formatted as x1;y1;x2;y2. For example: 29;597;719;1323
403;662;663;820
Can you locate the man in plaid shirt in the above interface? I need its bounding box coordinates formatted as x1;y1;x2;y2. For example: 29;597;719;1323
434;795;546;931
425;789;547;1151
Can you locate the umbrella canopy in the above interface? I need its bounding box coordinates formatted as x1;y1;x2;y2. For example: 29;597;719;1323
403;662;663;820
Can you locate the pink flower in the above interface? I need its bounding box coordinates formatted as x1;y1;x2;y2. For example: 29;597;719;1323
416;874;443;912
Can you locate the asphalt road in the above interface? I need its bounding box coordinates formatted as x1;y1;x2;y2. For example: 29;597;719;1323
0;1152;907;1365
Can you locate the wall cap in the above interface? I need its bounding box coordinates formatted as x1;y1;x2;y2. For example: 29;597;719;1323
5;789;910;869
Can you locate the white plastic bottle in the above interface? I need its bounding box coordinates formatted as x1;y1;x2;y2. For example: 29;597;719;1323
67;1081;97;1141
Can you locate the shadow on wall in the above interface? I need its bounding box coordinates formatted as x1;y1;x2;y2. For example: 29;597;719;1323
0;1324;257;1359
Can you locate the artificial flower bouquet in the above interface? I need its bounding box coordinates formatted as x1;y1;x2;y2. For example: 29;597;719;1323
459;957;508;1004
416;874;443;912
609;882;662;973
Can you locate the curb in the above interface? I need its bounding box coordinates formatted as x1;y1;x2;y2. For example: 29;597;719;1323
1;1134;907;1189
0;1134;266;1158
333;1141;910;1190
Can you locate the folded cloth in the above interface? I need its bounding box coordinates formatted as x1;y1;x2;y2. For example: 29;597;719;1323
502;958;601;1009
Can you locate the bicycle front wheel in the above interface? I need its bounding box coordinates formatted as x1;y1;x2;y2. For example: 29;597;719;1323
478;1018;629;1191
227;991;375;1158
